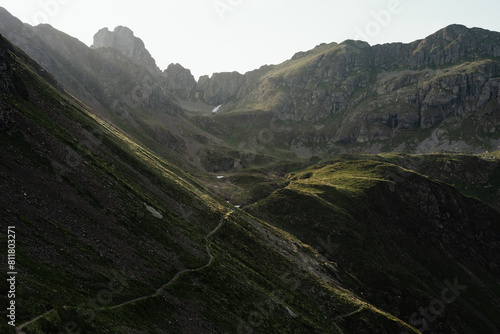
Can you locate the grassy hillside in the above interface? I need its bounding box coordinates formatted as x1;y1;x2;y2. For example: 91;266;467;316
2;18;500;334
375;152;500;211
247;156;500;333
0;36;420;333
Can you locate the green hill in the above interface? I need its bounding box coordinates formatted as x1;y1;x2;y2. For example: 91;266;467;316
247;156;500;333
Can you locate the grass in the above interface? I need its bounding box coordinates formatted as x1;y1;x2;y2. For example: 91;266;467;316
375;152;500;209
4;31;500;333
1;36;427;334
246;155;500;333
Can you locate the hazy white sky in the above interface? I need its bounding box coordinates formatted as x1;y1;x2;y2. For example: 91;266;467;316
1;0;499;79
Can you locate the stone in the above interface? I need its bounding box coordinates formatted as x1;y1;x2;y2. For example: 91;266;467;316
91;26;160;75
162;63;196;99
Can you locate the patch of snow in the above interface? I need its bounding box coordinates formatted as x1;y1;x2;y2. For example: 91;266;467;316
212;105;222;113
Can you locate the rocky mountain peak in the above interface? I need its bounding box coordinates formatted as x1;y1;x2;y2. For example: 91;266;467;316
91;26;159;74
197;71;247;105
162;63;196;99
439;24;471;39
0;7;22;31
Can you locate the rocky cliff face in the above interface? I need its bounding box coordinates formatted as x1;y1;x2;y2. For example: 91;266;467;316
161;63;196;99
193;25;500;153
91;26;160;74
196;71;248;105
242;25;500;121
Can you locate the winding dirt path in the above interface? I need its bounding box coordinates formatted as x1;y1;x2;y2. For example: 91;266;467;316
228;180;245;202
16;309;55;333
109;211;230;309
16;211;232;331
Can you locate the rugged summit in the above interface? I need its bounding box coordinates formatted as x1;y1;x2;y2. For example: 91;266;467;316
162;63;197;99
198;24;500;118
197;71;248;105
91;26;160;74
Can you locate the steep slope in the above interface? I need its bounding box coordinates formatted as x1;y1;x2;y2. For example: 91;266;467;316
247;156;500;333
0;8;243;172
0;35;420;333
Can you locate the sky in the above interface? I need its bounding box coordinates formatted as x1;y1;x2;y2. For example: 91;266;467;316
1;0;500;79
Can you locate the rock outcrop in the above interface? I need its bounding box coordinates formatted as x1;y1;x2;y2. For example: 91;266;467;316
190;25;500;151
91;26;160;74
196;71;248;105
162;63;196;99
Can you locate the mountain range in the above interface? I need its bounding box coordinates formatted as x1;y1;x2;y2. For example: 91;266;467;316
0;6;499;334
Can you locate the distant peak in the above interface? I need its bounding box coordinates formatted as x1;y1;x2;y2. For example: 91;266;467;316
442;23;469;31
95;26;134;35
440;24;471;36
340;39;370;48
167;63;189;71
91;26;159;74
427;24;473;41
112;26;135;36
91;26;138;48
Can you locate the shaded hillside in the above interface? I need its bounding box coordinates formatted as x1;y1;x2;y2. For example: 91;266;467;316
0;34;421;334
375;152;500;211
0;7;241;172
247;157;500;333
